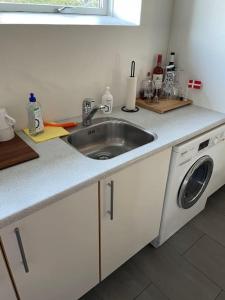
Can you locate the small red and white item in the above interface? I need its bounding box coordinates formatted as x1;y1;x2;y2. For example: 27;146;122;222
188;80;202;90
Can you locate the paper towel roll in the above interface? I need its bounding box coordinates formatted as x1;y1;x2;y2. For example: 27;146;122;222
125;76;137;111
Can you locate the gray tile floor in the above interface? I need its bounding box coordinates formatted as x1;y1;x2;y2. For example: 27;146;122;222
81;185;225;300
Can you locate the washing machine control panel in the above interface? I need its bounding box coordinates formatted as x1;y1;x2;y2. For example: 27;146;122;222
212;131;225;145
176;126;225;165
197;132;225;152
198;130;225;152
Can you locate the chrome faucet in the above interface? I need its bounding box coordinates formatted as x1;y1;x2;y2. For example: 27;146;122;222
82;98;107;126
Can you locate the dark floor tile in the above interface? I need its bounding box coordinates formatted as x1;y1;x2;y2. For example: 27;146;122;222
131;244;220;300
191;209;225;247
206;185;225;215
80;289;102;300
216;291;225;300
88;259;150;300
185;235;225;290
166;223;204;254
135;284;168;300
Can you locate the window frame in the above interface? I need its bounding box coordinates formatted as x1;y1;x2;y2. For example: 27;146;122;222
0;0;109;15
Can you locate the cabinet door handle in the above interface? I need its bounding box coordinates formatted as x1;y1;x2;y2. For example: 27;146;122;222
14;228;29;273
107;181;114;220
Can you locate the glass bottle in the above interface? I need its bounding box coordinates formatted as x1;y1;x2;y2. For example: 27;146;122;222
152;54;164;102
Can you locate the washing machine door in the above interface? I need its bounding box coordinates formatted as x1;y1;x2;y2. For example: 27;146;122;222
178;156;214;209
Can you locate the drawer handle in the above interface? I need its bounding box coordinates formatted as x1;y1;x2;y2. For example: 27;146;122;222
14;228;29;273
107;181;114;220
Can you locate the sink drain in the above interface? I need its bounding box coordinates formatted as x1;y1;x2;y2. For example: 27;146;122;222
91;151;113;160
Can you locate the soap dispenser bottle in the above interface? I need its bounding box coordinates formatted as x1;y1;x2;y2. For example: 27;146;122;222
102;87;113;114
27;93;44;135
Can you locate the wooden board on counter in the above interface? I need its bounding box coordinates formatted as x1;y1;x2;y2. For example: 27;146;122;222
136;98;193;114
0;134;39;170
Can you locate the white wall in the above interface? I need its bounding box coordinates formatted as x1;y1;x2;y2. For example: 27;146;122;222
169;0;225;113
0;0;174;129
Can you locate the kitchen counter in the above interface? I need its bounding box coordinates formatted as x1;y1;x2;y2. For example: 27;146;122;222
1;105;225;229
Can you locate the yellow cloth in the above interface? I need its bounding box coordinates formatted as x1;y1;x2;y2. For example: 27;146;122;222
24;126;69;143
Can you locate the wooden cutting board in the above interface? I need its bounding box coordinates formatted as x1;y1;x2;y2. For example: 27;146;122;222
0;134;39;170
136;98;193;114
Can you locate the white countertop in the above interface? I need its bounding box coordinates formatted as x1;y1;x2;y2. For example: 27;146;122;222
1;105;225;229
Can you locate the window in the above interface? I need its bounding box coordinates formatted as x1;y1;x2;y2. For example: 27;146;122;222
0;0;142;26
0;0;108;14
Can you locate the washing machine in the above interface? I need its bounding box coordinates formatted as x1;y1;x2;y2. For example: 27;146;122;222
152;123;225;248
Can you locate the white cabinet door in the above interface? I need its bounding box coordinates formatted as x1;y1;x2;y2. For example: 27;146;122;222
100;148;171;279
0;246;17;300
0;183;99;300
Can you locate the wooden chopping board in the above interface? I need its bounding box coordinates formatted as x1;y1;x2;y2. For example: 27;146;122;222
0;134;39;170
136;98;193;114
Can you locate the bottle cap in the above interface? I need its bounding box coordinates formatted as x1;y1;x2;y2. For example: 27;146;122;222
29;93;36;103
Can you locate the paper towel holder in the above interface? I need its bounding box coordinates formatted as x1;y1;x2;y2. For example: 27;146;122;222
121;106;139;113
121;60;140;113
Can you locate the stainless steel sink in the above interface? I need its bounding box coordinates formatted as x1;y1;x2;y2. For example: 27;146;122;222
64;118;157;160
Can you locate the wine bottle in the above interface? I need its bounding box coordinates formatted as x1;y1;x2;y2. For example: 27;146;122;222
152;54;164;100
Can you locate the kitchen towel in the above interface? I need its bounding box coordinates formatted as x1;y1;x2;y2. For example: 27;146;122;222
24;126;69;143
125;76;138;110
